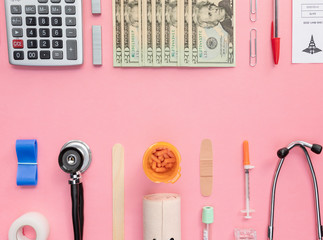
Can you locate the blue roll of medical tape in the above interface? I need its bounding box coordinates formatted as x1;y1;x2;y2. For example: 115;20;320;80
16;140;38;186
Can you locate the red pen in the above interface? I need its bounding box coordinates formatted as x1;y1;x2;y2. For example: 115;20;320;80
272;0;280;64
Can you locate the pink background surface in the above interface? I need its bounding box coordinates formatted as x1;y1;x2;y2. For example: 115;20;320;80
1;0;323;239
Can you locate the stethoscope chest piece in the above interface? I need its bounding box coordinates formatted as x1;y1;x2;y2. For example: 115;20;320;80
59;140;92;174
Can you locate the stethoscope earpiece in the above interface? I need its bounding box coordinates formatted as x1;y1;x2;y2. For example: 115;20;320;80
311;144;322;155
277;148;289;158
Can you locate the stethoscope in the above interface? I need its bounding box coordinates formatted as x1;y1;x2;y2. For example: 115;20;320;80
58;140;92;240
268;141;323;240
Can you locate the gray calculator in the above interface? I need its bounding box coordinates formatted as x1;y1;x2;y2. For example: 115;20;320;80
4;0;83;66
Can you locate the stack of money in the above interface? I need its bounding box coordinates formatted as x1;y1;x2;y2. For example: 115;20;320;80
113;0;235;67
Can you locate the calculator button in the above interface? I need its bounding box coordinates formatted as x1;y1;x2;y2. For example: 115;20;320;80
40;40;50;48
51;17;62;26
65;6;76;15
40;51;51;59
12;28;23;37
51;0;61;2
66;40;77;60
27;28;37;37
38;5;49;14
13;40;24;49
53;50;63;59
53;40;63;48
66;28;77;38
27;40;38;48
11;17;22;26
27;51;38;60
52;28;62;37
66;17;76;26
39;28;50;37
38;0;48;2
39;17;49;26
25;5;36;14
26;17;37;26
11;5;22;14
51;6;61;14
14;51;24;60
65;0;75;3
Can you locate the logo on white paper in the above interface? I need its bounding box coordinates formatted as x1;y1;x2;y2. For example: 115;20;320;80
303;35;322;54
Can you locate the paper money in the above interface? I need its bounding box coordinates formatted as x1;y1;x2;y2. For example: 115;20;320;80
143;0;153;65
190;0;235;67
113;0;122;66
163;0;178;66
113;0;235;67
122;0;142;66
153;0;163;66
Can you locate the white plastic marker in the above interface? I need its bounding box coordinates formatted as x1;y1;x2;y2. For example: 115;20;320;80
241;141;255;219
8;212;50;240
113;144;124;240
200;139;213;197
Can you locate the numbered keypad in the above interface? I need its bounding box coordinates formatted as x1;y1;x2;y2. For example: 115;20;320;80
5;0;82;65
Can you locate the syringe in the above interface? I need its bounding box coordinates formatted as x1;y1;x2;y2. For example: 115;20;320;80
202;206;214;240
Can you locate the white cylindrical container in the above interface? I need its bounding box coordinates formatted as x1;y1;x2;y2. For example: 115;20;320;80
143;193;181;240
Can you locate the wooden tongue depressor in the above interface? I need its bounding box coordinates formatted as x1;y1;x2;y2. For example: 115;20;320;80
113;144;124;240
200;139;213;197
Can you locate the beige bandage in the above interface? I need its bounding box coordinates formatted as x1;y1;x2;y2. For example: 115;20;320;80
200;139;213;197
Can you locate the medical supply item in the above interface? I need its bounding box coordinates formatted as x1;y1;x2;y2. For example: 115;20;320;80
249;29;257;67
271;0;280;64
143;193;181;240
4;0;83;66
202;206;214;240
9;212;50;240
113;144;124;240
250;0;257;21
58;140;92;240
292;0;323;63
16;139;38;186
234;229;257;240
268;141;323;240
92;25;102;65
241;140;254;219
92;0;101;14
200;139;213;197
143;142;181;183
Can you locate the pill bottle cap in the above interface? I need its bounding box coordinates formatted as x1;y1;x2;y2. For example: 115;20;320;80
202;206;214;224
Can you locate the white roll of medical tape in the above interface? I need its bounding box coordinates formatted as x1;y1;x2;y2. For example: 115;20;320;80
8;212;50;240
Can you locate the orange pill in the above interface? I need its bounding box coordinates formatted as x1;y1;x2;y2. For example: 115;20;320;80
156;147;165;150
158;156;164;161
163;153;170;159
155;167;167;173
168;151;175;158
164;158;176;164
149;158;153;164
156;149;168;156
151;155;161;164
152;161;157;170
165;163;173;169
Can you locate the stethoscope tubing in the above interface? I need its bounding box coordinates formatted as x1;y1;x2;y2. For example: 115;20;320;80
268;145;323;240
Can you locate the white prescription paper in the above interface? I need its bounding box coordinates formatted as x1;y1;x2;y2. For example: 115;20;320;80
293;0;323;63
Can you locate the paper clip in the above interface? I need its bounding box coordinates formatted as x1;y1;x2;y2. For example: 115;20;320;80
250;0;257;22
249;29;257;67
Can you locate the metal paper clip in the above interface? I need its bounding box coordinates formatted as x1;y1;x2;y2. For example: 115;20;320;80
250;0;257;22
249;29;257;67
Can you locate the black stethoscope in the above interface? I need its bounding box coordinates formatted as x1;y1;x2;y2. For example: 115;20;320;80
58;140;92;240
268;141;323;240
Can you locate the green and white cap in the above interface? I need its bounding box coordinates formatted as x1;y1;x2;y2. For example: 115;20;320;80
202;206;214;224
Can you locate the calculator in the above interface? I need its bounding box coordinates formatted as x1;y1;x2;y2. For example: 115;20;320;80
4;0;83;66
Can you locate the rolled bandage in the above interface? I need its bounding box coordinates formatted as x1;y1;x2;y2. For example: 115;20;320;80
8;212;50;240
143;193;181;240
